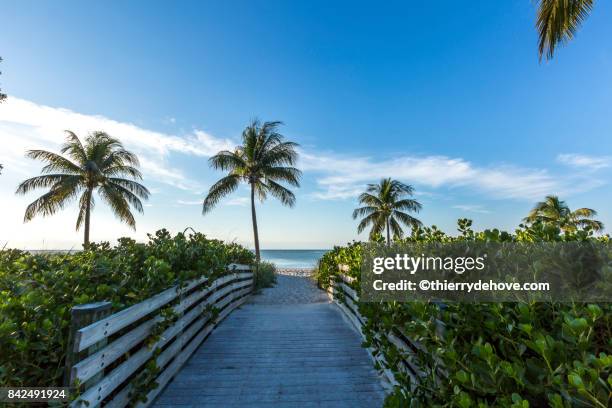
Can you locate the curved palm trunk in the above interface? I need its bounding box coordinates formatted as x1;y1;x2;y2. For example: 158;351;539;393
83;189;92;249
250;183;261;262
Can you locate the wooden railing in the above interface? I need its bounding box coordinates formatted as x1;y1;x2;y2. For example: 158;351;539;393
65;263;254;407
327;265;433;391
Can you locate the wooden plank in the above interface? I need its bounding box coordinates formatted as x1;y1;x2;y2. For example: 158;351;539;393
339;282;359;302
75;272;251;353
72;277;253;406
227;263;252;271
137;294;251;408
71;274;252;383
71;317;158;384
74;277;205;352
338;272;356;284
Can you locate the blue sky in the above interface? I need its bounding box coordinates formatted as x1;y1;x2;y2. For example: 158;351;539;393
1;1;611;249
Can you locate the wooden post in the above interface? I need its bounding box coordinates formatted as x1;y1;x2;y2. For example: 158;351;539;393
64;302;112;387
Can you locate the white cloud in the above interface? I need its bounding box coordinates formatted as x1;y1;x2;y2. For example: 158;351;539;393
301;151;602;201
452;204;491;214
557;153;611;170
0;96;235;191
226;197;249;206
176;199;203;206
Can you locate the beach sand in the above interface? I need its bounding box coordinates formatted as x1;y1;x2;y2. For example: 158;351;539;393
275;267;315;277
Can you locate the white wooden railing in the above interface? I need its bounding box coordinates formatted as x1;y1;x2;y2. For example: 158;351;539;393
65;264;254;407
327;265;430;391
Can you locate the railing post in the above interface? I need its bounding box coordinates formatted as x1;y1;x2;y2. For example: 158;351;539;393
64;301;112;387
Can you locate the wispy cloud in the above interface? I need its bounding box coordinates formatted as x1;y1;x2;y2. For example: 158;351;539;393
452;204;491;214
557;153;611;170
0;96;235;191
301;151;603;201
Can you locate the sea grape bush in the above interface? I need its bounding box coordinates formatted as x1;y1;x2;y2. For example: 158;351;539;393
0;229;254;388
315;220;611;407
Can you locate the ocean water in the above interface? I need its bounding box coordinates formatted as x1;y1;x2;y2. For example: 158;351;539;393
260;249;329;268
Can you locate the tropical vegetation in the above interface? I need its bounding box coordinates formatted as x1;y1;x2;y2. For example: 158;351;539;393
15;131;150;248
352;178;422;245
524;194;604;233
536;0;594;61
316;218;611;408
255;261;278;290
202;119;302;261
0;229;254;389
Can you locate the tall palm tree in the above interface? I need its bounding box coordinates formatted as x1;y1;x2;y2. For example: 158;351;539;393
524;195;603;232
536;0;594;61
16;131;150;247
353;178;422;245
202;120;301;262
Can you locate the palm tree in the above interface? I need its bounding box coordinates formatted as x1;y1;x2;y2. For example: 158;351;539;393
524;195;603;232
202;120;301;262
352;178;422;245
16;131;150;247
536;0;594;61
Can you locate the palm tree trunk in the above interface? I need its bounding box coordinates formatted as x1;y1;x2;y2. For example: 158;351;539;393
386;217;391;246
83;189;92;249
250;183;261;262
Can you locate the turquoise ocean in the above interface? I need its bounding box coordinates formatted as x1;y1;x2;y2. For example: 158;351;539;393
260;249;329;268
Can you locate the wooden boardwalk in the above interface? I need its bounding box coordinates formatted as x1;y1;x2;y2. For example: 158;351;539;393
151;275;385;408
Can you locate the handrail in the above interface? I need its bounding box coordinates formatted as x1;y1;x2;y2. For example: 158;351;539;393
66;264;254;408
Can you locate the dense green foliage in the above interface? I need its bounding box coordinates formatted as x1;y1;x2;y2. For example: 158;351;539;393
0;229;253;388
316;220;611;407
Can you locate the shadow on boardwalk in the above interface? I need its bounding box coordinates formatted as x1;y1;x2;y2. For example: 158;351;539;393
152;273;385;408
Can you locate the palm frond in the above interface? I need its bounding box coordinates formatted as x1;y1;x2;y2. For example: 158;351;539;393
60;130;87;164
209;151;247;172
575;219;604;231
571;207;597;218
203;175;241;214
356;212;384;235
263;179;296;207
104;181;146;212
389;216;404;239
99;185;136;229
262;166;302;186
393;198;422;212
101;149;140;170
75;191;92;231
537;0;594;61
23;176;82;221
352;206;378;219
105;165;143;179
16;174;83;195
357;192;383;207
393;210;423;229
107;178;150;199
25;150;82;174
261;141;300;166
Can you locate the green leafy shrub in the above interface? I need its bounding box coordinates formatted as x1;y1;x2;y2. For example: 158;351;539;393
0;229;253;388
318;220;611;407
255;261;277;290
